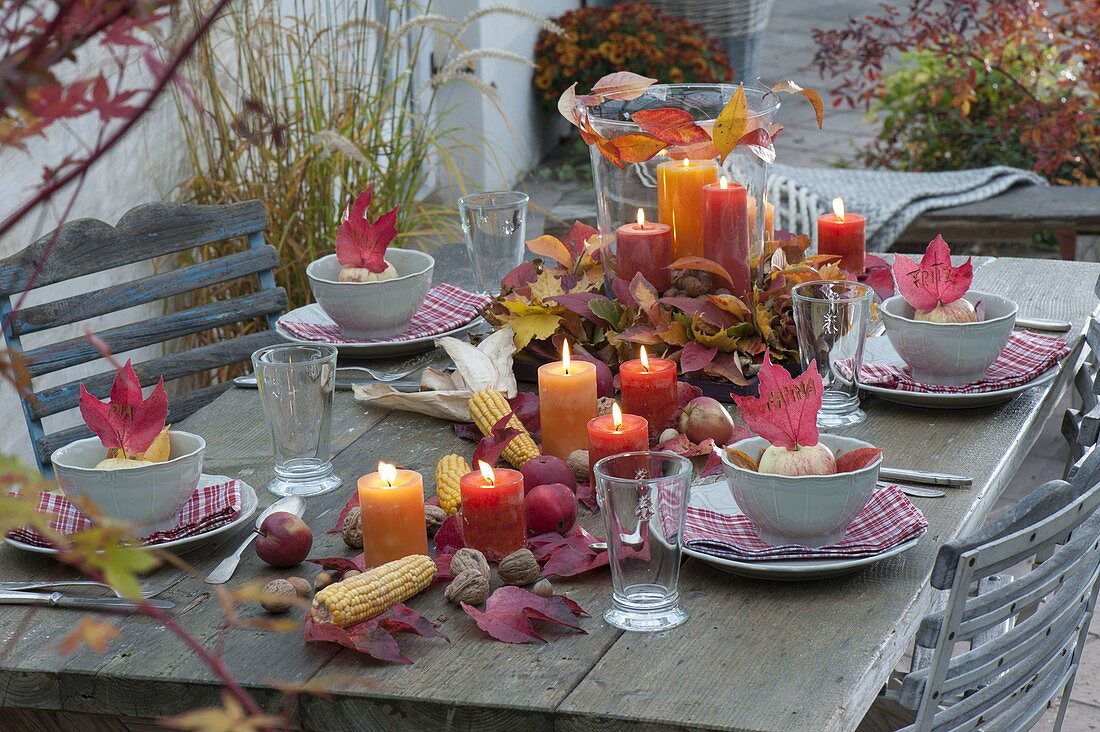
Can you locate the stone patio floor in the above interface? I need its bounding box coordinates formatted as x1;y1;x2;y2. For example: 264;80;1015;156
516;1;1099;727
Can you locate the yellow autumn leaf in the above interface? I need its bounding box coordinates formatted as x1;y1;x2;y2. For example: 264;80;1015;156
59;617;120;656
526;235;573;268
508;313;563;350
161;691;284;731
754;304;774;342
712;83;747;164
498;299;559;318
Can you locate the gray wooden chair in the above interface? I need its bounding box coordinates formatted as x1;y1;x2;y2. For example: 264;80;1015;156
0;200;287;473
889;461;1100;731
1062;311;1100;474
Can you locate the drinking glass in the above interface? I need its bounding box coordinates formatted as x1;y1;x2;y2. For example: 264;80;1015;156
593;451;691;632
251;344;342;497
457;190;529;294
791;281;873;429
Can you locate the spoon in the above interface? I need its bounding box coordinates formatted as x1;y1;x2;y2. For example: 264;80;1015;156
204;496;306;584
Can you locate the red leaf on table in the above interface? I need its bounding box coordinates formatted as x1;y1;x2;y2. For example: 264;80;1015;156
307;555;365;574
453;422;481;442
550;292;607;324
540;544;610;578
335;187;398;273
304;604;444;664
892;235;972;311
472;412;521;468
78;359;168;457
576;481;597;511
462;586;587;644
527;532;572;562
656;434;717;458
561;221;598;259
732;350;823;451
508;392;541;438
631;108;710;146
433;551;454;581
835;447;883;474
677;381;703;407
434;515;464;553
862;255;896;301
501;261;539;292
700;450;724;478
678;341;718;373
327;493;359;534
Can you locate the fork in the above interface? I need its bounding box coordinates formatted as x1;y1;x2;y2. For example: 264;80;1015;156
332;365;420;382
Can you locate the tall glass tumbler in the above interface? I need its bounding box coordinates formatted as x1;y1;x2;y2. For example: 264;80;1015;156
458;190;529;294
251;344;342;497
593;451;691;632
791;281;873;429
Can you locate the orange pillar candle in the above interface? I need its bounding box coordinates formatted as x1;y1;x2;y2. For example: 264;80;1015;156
657;157;719;259
587;402;648;484
747;197;775;242
818;197;866;273
460;461;526;561
616;208;672;290
702;176;750;299
619;346;679;441
358;462;429;568
538;341;598;460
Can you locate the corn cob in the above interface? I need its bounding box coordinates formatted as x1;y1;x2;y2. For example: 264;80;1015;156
435;453;470;515
467;389;540;468
310;554;435;627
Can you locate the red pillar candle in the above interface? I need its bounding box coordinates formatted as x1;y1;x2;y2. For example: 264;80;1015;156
616;208;672;290
587;402;648;484
619;346;678;441
702;176;750;299
459;462;526;561
817;197;866;274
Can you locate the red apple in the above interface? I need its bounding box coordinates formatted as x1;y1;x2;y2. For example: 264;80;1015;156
525;483;577;535
255;512;313;567
520;455;577;495
679;396;736;445
570;353;614;398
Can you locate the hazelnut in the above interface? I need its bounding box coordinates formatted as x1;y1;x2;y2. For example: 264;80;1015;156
445;570;490;605
286;577;312;598
658;428;680;444
260;579;296;613
596;397;616;416
531;579;554;598
497;548;540;586
425;505;447;536
314;571;336;591
566;450;589;484
449;547;490;579
341;506;363;549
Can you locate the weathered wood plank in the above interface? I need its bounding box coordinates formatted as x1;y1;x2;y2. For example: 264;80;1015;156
10;246;277;337
0;201;268;295
28;329;282;421
23;288;287;377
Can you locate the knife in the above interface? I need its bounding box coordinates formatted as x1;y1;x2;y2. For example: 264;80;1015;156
879;467;972;488
1016;317;1072;333
0;590;174;612
232;375;422;391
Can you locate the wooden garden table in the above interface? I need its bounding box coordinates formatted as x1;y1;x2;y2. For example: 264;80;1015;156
0;254;1097;732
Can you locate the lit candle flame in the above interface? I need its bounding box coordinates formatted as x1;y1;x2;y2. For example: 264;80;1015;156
478;460;495;485
832;197;845;222
562;340;571;375
682;157;691;168
378;461;398;486
639;345;650;372
636;208;646;228
720;175;729;190
612;402;623;431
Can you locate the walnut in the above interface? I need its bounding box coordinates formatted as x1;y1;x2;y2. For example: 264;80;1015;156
287;577;312;598
597;396;617;416
450;547;490;579
672;268;714;297
341;506;363;548
497;548;540;586
260;579;296;613
531;578;554;598
425;505;447;536
566;450;589;484
445;570;490;605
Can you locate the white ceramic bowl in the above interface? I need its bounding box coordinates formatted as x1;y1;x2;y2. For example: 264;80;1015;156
307;249;434;340
879;292;1017;385
719;434;882;548
51;432;205;531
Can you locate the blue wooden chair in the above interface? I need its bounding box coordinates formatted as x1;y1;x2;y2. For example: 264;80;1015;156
0;200;287;473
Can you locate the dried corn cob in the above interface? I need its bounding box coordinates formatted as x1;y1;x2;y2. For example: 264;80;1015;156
310;554;435;627
435;453;470;515
467;389;540;468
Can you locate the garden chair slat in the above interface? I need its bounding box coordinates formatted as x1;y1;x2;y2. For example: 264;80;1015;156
26;329;283;421
8;245;280;337
0;200;268;295
34;381;236;466
20;287;286;378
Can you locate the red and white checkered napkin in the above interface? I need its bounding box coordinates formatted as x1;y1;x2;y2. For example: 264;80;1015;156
279;283;491;344
684;485;928;561
860;331;1068;394
7;479;242;549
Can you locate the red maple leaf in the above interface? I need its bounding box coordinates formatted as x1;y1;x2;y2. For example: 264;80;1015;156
462;586;587;644
78;360;168;457
85;75;142;122
335;187;399;272
731;350;822;451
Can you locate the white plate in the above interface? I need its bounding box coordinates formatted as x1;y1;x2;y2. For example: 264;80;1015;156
276;304;485;357
4;475;258;557
682;479;923;581
857;336;1058;409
